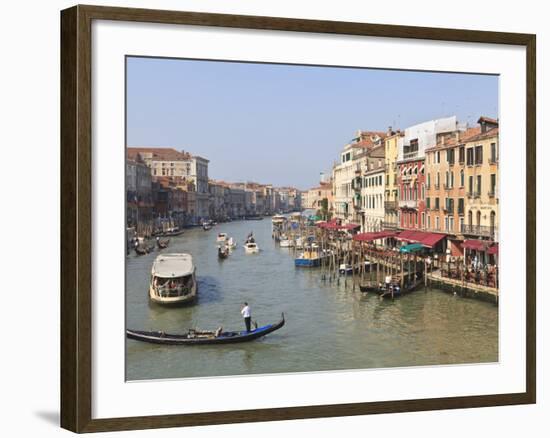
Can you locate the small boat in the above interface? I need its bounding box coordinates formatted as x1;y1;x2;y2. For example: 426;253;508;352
216;232;228;243
226;237;237;249
218;245;229;259
134;244;148;256
149;253;197;305
156;237;170;249
279;239;294;248
245;232;255;244
295;250;325;267
244;242;260;253
245;215;264;221
127;314;285;345
202;223;212;231
339;264;353;275
157;227;184;237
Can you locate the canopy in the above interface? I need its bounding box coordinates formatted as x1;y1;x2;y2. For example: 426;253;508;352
353;230;398;242
396;230;446;248
462;239;491;251
487;243;499;255
400;243;424;253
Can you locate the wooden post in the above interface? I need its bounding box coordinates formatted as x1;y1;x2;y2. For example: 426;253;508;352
400;251;404;288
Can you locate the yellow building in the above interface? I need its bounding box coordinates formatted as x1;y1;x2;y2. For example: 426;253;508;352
462;117;499;242
382;129;401;229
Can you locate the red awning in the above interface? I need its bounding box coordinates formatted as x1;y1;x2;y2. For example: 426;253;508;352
420;233;446;248
353;230;398;242
462;239;491;251
396;230;446;248
487;243;499;255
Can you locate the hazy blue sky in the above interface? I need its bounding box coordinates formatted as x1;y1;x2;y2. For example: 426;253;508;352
126;57;498;190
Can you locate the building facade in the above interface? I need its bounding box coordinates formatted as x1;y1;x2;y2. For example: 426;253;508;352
383;129;401;230
359;145;386;232
462;117;499;243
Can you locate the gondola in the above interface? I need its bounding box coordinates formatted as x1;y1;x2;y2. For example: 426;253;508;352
218;246;229;259
156;237;170;249
134;245;147;256
126;313;285;345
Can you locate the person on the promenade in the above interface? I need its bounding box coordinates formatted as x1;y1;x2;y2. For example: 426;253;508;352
241;302;251;332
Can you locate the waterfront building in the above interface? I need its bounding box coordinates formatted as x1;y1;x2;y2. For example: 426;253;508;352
190;156;210;222
126;157;153;233
383;128;402;230
208;180;229;221
462;117;499;243
228;184;246;218
333;130;386;223
360;145;385;232
396;117;463;232
424;124;478;254
127;147;193;178
304;181;332;215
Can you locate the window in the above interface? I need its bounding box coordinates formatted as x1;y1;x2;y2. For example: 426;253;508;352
427;173;431;188
421;212;425;228
435;197;440;209
490;142;497;163
436;151;440;164
468;175;474;195
436;172;440;188
490;174;496;196
422;183;425;200
449;216;454;232
450;171;454;188
426;197;431;209
445;171;449;188
447;148;455;165
468;210;473;225
475;145;483;165
477;175;482;196
459;146;465;163
458;198;465;215
427;215;431;229
459;217;464;232
460;169;464;187
445;216;449;231
436;216;440;230
466;148;474;166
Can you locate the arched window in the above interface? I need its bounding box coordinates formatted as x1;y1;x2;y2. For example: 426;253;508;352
468;210;473;226
476;210;481;227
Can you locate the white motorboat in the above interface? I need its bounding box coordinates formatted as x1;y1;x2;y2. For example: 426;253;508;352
216;232;228;243
279;239;294;248
149;253;197;305
243;242;260;254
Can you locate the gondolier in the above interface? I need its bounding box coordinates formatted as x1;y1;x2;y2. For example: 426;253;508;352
241;302;252;332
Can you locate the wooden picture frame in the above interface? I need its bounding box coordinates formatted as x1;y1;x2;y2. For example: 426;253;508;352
60;4;536;433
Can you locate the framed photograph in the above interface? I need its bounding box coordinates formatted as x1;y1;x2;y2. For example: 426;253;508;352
60;5;536;433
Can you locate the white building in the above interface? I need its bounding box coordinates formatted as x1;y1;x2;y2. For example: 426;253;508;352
360;146;386;232
190;156;210;220
333;131;386;223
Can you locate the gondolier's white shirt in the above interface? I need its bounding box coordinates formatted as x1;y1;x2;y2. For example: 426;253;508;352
241;306;251;318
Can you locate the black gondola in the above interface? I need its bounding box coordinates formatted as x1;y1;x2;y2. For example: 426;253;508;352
156;237;170;249
218;246;229;259
126;314;285;345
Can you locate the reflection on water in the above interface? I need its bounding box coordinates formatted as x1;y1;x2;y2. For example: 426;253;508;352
126;219;498;380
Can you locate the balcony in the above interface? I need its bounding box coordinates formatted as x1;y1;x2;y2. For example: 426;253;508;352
488;190;496;198
443;206;454;214
399;199;418;209
403;151;418;160
381;221;399;230
444;184;452;191
461;224;497;239
384;201;398;211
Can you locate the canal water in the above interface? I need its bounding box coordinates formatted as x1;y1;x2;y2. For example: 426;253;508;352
126;219;498;381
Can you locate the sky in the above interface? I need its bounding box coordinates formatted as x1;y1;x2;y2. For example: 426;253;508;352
126;57;498;190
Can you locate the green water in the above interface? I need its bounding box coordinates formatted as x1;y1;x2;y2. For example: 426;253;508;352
126;219;498;380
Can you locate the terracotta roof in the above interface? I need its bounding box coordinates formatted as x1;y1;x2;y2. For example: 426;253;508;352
127;147;192;161
478;116;498;125
462;126;499;143
352;131;387;149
